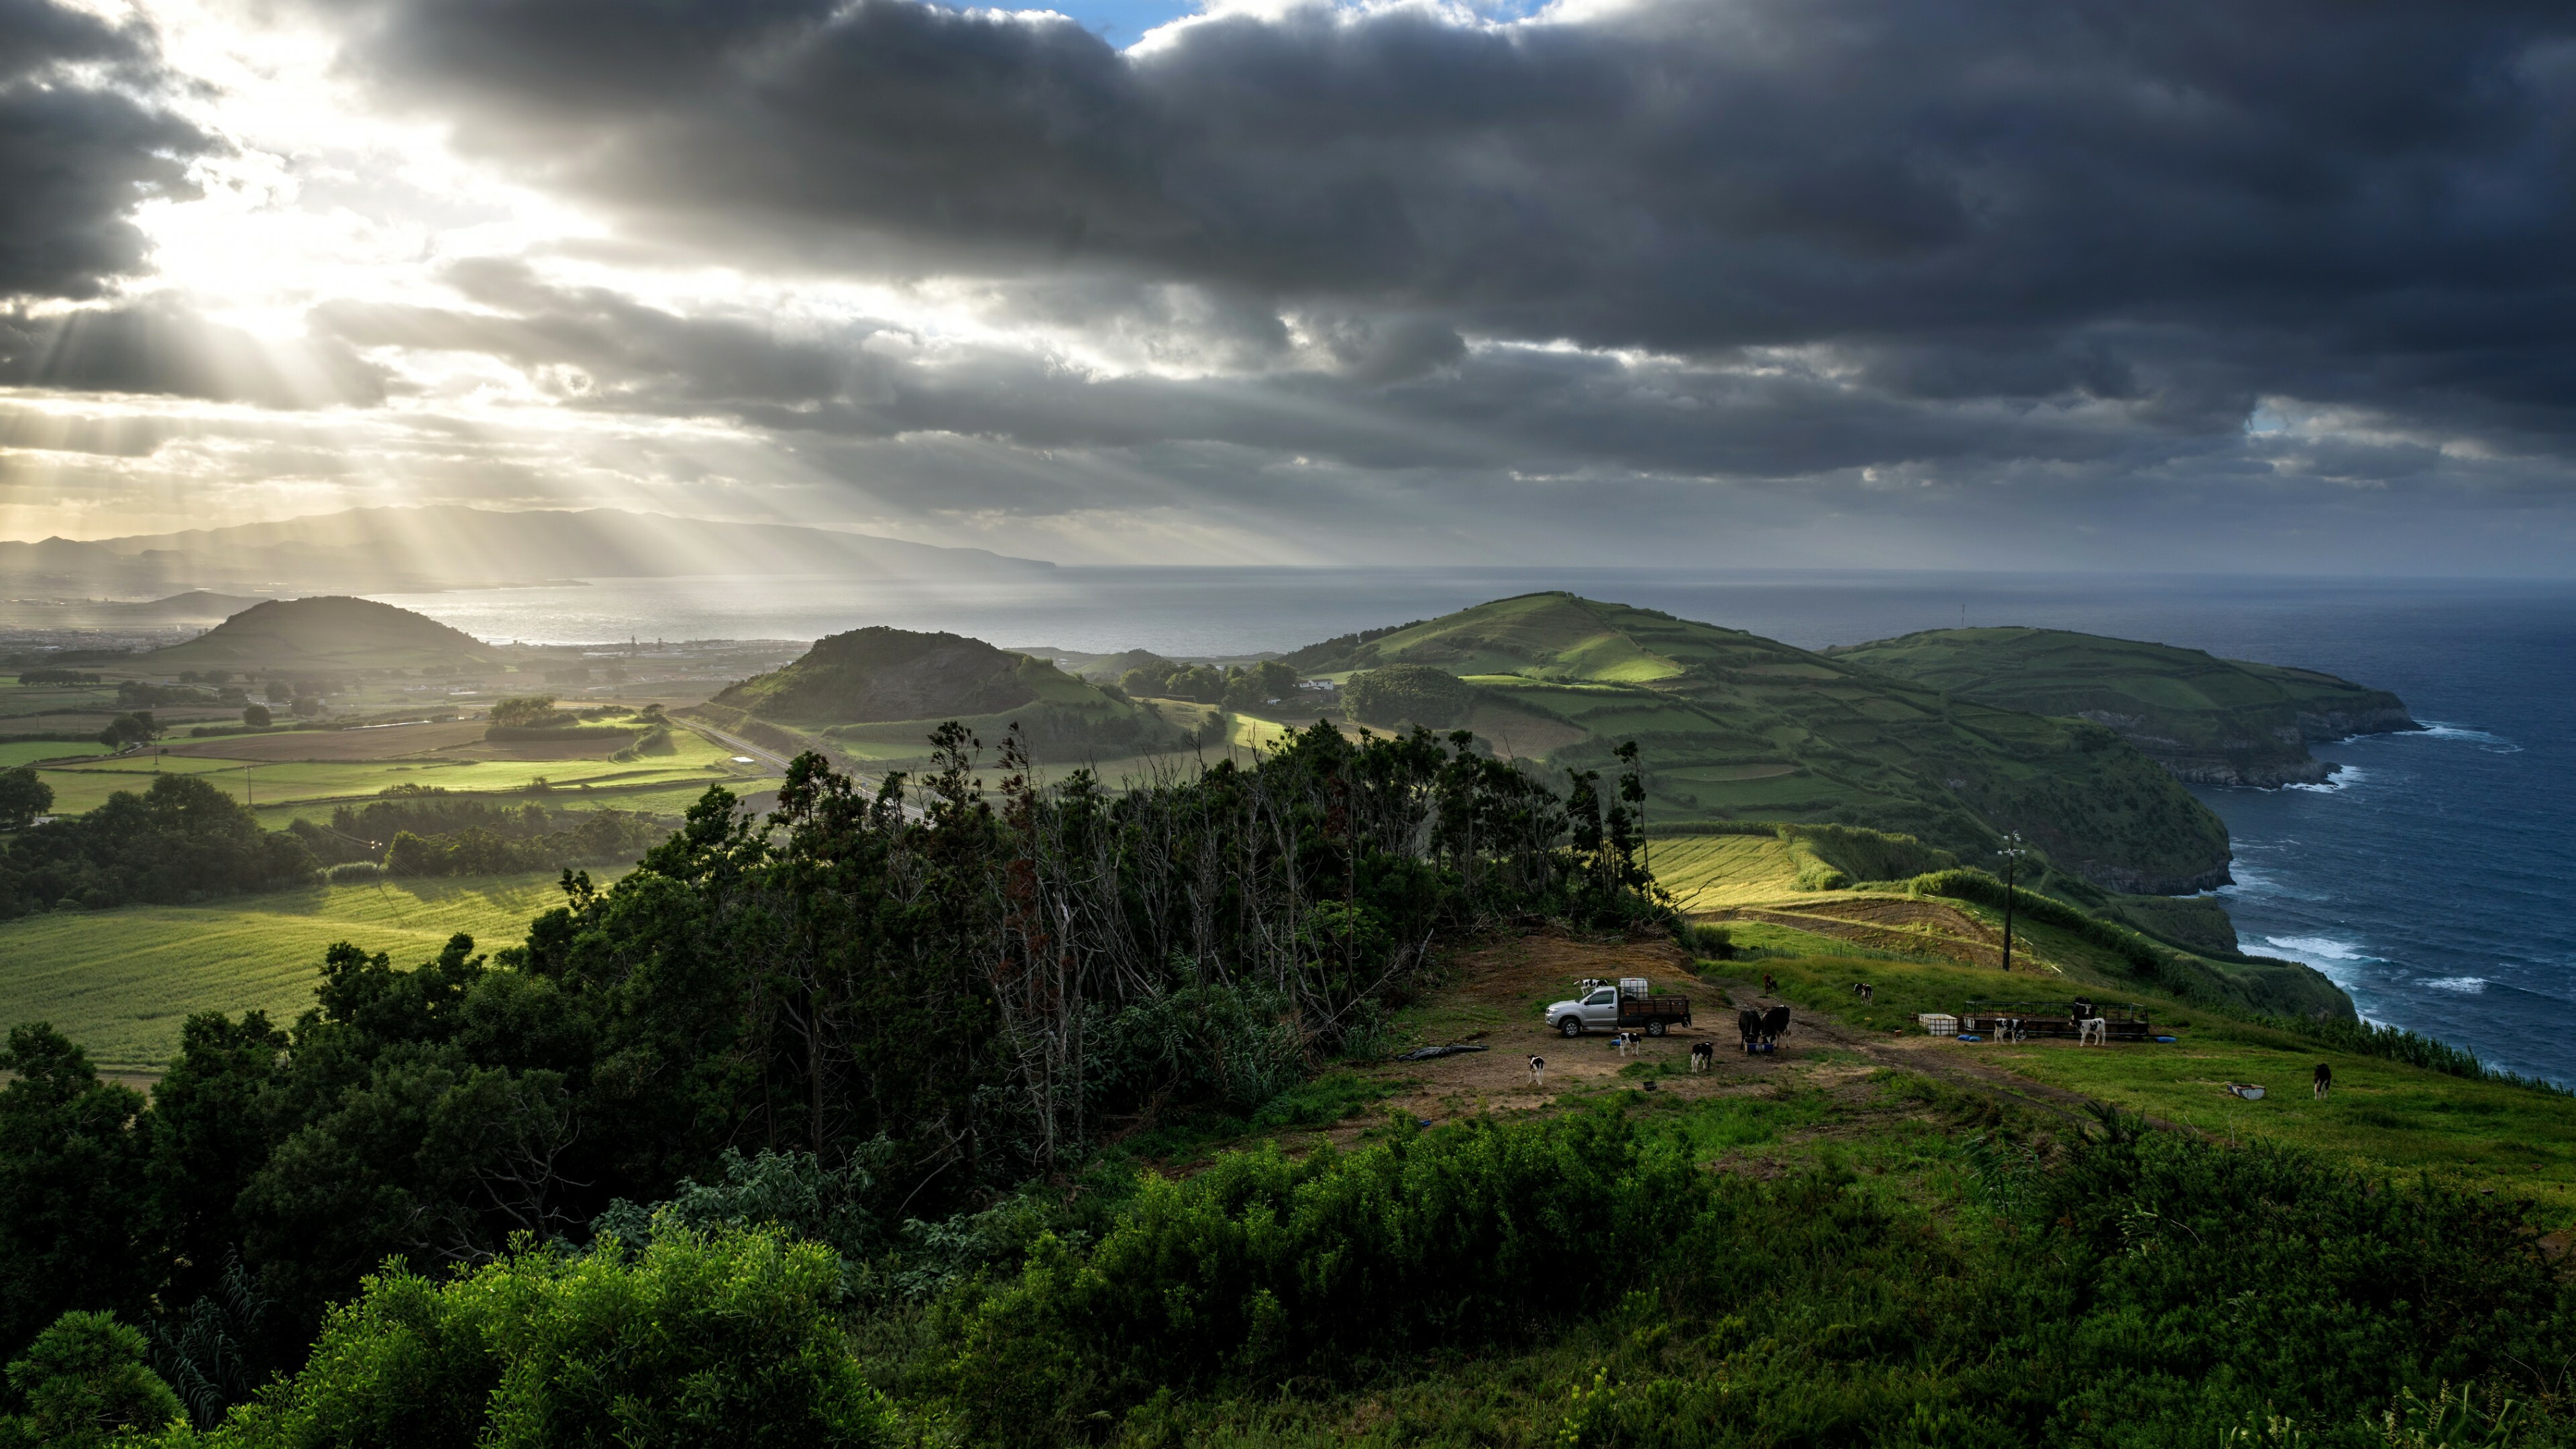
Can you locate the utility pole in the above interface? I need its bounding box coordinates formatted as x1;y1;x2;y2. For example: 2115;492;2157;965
1996;831;2027;971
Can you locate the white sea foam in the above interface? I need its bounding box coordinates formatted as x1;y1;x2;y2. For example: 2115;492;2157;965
2263;935;2377;985
2420;976;2489;994
2286;767;2367;794
2269;935;2365;961
2417;723;2523;753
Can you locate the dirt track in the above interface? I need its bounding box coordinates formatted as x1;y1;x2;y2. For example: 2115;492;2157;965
1360;932;2110;1131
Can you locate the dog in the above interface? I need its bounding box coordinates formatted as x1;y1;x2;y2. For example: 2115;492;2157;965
1690;1040;1715;1072
1529;1055;1547;1087
2078;1016;2108;1046
2314;1062;2332;1099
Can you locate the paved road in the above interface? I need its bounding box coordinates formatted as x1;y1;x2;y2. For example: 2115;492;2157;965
688;721;797;773
681;721;926;821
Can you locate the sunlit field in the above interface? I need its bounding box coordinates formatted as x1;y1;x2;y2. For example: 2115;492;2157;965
32;724;779;822
0;870;617;1071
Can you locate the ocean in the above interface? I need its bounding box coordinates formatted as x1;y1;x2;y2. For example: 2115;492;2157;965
373;569;2576;1083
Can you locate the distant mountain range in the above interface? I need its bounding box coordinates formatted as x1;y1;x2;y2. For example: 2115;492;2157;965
0;506;1054;598
0;590;270;629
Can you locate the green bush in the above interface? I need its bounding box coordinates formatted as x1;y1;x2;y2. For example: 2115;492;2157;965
1342;664;1478;729
0;1311;181;1448
938;1108;2576;1448
186;1228;895;1448
943;1108;1704;1436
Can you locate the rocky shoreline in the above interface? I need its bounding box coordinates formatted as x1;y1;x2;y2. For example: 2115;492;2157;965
2079;704;2423;790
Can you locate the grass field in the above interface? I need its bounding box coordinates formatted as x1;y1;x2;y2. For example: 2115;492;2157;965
1647;833;1806;910
1748;947;2576;1212
0;870;612;1070
34;724;778;821
0;740;110;767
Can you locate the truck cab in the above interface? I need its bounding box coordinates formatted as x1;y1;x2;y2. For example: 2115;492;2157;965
1542;976;1693;1038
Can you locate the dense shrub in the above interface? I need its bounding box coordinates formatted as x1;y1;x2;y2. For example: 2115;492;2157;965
1788;822;1957;881
286;795;665;877
942;1108;2575;1448
1343;663;1479;728
182;1228;895;1448
0;775;314;921
945;1108;1705;1436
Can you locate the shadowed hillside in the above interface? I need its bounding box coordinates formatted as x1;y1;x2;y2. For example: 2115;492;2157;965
707;626;1189;761
1826;627;2419;787
142;596;495;671
1288;592;2235;894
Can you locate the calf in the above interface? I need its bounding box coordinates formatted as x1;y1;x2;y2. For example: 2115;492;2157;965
1763;972;1778;994
1529;1055;1547;1087
2078;1016;2108;1046
1851;981;1875;1002
1690;1040;1715;1072
2314;1062;2332;1099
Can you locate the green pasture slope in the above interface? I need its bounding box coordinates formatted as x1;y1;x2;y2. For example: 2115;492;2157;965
0;871;603;1070
1827;625;2418;786
1748;943;2576;1214
1283;592;2232;894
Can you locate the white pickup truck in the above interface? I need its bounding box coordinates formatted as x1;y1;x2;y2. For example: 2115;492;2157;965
1542;976;1694;1038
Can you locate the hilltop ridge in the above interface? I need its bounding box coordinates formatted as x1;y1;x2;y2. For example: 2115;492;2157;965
1285;592;2235;895
706;625;1189;761
141;596;496;671
1827;626;2420;787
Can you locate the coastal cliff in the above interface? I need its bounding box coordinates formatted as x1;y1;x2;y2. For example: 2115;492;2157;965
1828;628;2420;792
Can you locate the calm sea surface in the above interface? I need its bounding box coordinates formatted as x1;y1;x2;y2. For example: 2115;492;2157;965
374;570;2576;1083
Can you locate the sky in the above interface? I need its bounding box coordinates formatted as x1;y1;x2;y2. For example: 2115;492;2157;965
1;0;2573;572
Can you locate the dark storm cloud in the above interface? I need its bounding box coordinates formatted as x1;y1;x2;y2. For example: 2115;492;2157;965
299;0;2576;533
313;263;2228;480
328;0;2576;336
0;0;213;301
0;303;390;408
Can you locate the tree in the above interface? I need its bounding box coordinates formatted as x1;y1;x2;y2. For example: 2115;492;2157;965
0;1312;180;1449
489;696;564;730
95;714;156;749
240;704;270;729
0;1026;154;1363
0;769;50;830
287;697;324;720
262;682;288;704
148;1014;288;1313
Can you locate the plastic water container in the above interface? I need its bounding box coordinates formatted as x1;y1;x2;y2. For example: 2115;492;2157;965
1919;1013;1960;1037
1956;1033;1983;1042
2155;1035;2177;1043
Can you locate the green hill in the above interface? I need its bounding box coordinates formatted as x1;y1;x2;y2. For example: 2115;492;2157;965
1289;592;2233;894
1825;627;2420;786
142;596;496;672
708;626;1189;761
